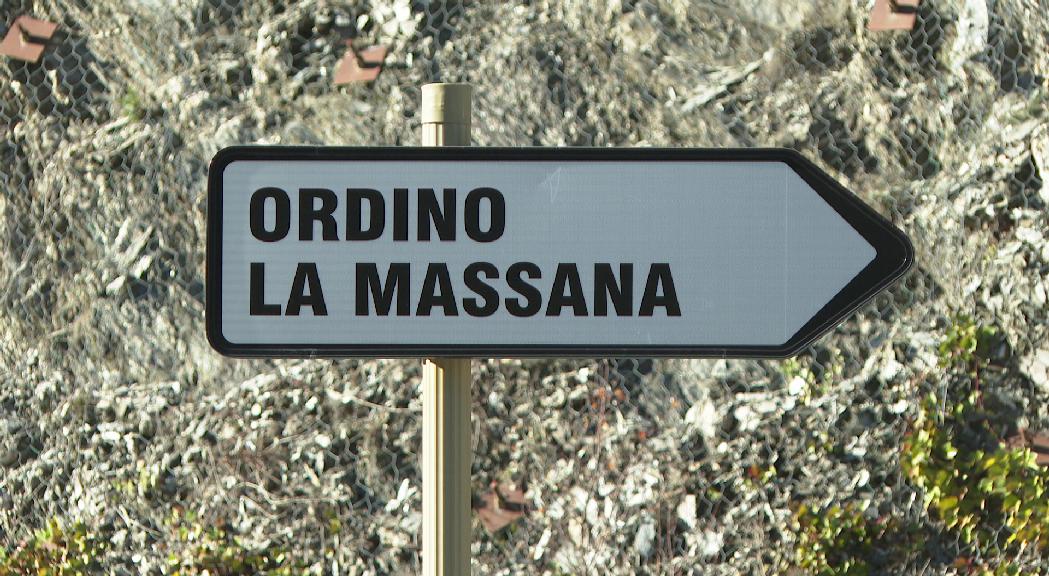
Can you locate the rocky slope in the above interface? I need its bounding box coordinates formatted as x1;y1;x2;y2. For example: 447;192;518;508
2;0;1048;574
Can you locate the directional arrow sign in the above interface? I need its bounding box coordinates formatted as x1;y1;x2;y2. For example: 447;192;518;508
206;147;913;358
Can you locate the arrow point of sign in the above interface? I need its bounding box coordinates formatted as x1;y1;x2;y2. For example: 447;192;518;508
782;167;877;342
777;152;914;356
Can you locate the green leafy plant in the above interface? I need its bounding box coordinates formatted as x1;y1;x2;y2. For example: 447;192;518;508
793;502;915;576
937;316;998;369
0;519;106;575
894;315;1045;571
1;513;301;576
781;351;841;402
120;88;145;121
782;357;817;401
903;393;1049;554
165;509;300;576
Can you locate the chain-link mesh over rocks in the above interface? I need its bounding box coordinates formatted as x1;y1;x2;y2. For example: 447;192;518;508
2;0;1049;574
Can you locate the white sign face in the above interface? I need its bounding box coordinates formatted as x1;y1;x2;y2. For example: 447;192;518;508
206;147;912;358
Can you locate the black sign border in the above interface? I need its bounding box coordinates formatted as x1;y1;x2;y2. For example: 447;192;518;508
207;146;914;359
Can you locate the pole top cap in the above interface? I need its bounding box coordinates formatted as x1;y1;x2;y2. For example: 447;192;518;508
421;83;472;125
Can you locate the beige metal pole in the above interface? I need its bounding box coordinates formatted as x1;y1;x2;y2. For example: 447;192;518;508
421;82;473;576
421;83;471;146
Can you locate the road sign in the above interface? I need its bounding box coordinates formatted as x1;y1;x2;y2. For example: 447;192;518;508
206;146;913;358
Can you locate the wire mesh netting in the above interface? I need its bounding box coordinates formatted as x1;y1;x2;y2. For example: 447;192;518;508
2;0;1049;574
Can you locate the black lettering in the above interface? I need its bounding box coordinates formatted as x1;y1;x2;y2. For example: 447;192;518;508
250;187;290;242
464;187;505;242
356;263;410;316
285;263;327;316
418;188;456;241
546;263;588;316
505;262;542;317
417;263;458;316
249;262;281;315
346;188;385;241
595;263;633;316
393;188;409;241
639;263;681;316
463;262;499;317
299;188;338;241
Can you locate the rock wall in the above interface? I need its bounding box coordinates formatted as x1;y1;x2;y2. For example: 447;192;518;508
1;0;1047;573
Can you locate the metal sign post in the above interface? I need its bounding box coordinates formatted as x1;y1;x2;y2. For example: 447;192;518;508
420;83;473;576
